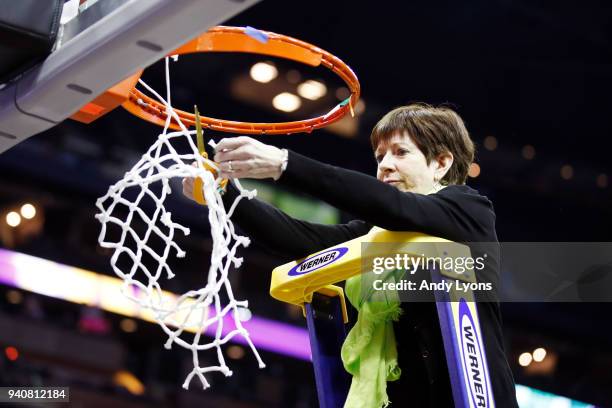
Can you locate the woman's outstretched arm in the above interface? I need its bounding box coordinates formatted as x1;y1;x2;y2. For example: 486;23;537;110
222;183;371;259
183;174;370;259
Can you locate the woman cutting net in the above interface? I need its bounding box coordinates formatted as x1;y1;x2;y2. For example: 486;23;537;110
183;103;518;408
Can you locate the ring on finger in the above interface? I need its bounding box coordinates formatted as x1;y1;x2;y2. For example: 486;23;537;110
228;160;234;172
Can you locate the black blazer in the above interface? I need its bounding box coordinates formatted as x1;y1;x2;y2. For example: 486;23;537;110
223;150;519;407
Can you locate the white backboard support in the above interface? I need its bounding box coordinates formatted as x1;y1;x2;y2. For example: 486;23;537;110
0;0;260;153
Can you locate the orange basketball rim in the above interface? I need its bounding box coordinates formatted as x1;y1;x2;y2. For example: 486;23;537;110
72;26;360;135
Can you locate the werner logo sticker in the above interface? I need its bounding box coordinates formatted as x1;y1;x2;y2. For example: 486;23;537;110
288;247;349;276
459;298;492;408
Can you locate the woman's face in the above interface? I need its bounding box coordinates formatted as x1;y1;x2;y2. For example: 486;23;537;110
375;132;447;194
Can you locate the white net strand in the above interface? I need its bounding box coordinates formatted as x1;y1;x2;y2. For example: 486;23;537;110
95;57;265;390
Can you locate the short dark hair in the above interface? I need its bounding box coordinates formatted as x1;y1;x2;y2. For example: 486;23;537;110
370;103;475;185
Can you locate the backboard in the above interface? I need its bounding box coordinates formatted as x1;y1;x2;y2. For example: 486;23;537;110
0;0;260;154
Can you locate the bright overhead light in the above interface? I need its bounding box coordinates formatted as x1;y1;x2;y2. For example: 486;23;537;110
6;211;21;228
532;347;547;362
250;61;278;83
518;352;532;367
20;203;36;219
297;80;327;100
272;92;301;112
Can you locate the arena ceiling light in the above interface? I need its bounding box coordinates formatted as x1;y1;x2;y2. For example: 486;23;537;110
6;211;21;228
532;347;547;362
272;92;301;112
297;79;327;100
20;203;36;219
250;61;278;83
518;352;533;367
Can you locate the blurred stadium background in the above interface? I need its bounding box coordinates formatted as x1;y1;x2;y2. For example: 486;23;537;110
0;0;611;406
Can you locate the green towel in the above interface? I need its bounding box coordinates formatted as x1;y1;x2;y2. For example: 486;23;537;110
341;268;403;408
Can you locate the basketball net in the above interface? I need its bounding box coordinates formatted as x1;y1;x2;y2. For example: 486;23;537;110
95;57;265;390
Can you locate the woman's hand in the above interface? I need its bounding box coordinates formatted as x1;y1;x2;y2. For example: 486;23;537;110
182;136;285;202
214;136;286;180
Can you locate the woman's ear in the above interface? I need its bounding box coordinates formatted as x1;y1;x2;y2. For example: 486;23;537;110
434;151;454;182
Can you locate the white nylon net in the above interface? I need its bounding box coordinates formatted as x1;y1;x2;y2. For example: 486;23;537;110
95;58;265;390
